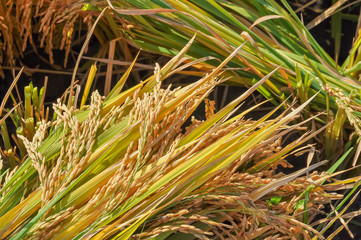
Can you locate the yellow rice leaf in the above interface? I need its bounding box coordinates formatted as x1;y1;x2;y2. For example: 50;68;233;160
107;52;140;100
0;190;41;239
81;64;97;108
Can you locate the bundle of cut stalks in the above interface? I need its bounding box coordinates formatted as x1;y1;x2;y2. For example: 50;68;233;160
0;40;358;240
0;0;101;67
2;0;361;167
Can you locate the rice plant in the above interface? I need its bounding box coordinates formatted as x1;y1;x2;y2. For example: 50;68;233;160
2;1;361;238
3;0;359;165
0;38;357;239
97;0;361;164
